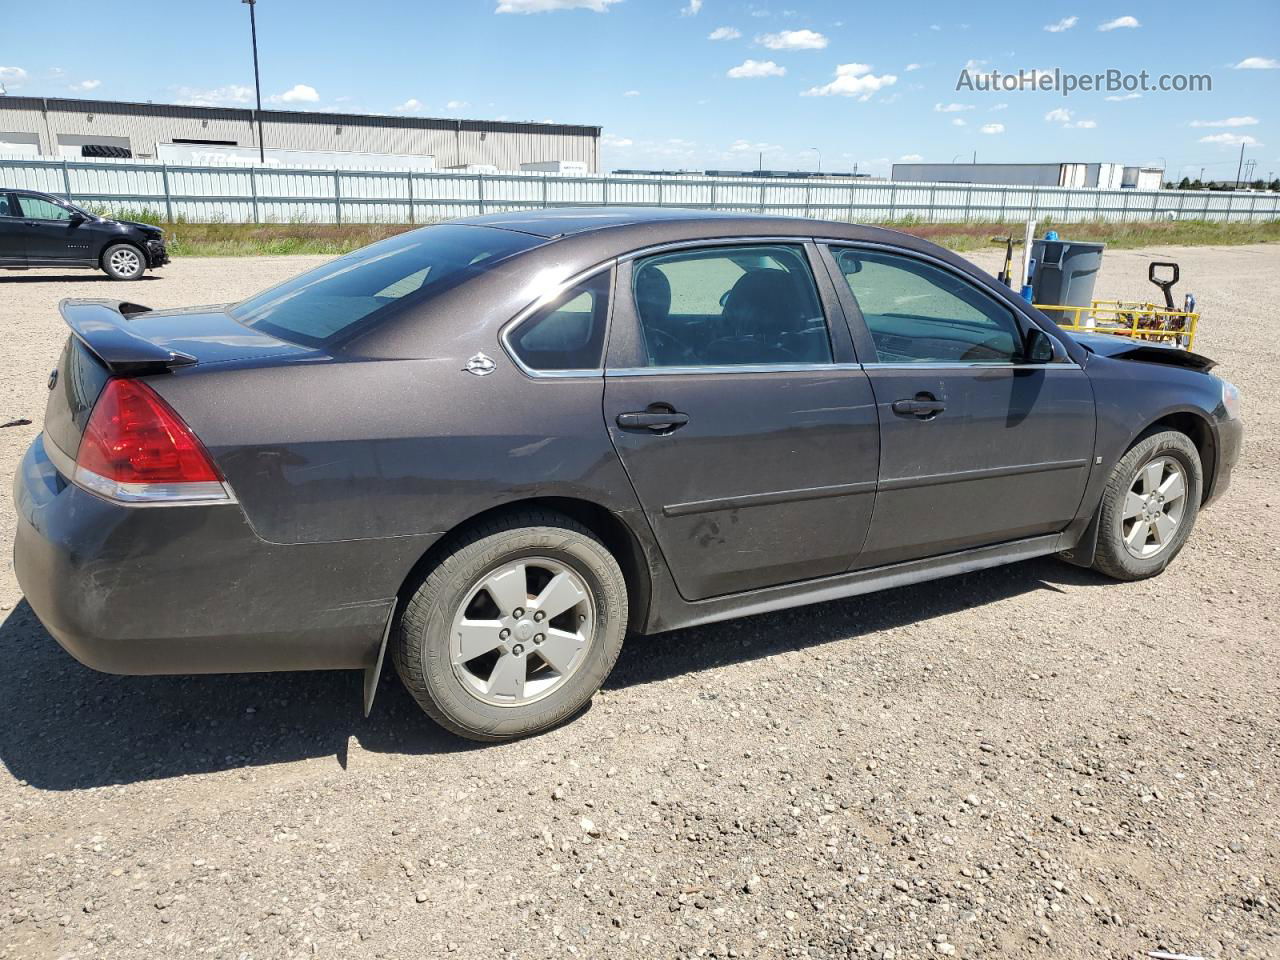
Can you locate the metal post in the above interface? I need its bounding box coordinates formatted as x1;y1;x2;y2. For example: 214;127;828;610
334;171;341;224
759;181;766;214
1203;192;1210;219
161;163;174;223
61;158;73;203
601;175;607;206
244;0;266;163
847;184;856;223
541;174;548;210
477;173;485;214
962;185;971;222
249;166;259;224
928;185;935;223
407;171;414;224
709;178;717;211
803;183;811;219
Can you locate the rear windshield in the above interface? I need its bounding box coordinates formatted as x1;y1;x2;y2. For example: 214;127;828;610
229;224;542;347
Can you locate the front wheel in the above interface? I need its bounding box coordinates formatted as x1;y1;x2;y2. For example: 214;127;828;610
393;511;628;741
102;243;146;281
1092;430;1203;581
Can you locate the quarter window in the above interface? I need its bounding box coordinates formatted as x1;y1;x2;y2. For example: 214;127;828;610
507;271;610;372
631;244;832;367
832;248;1024;364
17;195;74;221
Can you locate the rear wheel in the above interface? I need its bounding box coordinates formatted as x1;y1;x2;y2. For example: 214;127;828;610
102;243;145;281
1092;430;1202;581
393;511;628;741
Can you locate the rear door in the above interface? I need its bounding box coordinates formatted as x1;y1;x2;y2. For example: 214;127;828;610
0;192;24;266
14;193;90;265
823;243;1095;568
602;240;880;601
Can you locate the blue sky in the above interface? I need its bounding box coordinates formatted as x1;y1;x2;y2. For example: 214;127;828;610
3;0;1278;180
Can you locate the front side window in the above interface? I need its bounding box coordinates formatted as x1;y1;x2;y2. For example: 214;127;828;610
631;244;832;367
832;248;1024;364
507;271;610;371
17;195;73;221
230;224;543;347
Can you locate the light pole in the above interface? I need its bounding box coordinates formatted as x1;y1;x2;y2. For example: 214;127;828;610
810;147;821;174
243;0;265;163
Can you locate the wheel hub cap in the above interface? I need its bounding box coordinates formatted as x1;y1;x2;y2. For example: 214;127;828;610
449;557;594;707
1120;455;1187;560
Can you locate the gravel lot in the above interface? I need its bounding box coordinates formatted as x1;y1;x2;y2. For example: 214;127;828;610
1;244;1276;960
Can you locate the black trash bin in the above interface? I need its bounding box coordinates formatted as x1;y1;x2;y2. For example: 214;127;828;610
1031;238;1105;326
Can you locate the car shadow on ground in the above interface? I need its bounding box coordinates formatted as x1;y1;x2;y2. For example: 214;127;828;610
0;274;161;283
0;558;1108;792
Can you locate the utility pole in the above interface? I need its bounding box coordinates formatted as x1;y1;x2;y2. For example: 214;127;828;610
243;0;265;163
1235;140;1245;189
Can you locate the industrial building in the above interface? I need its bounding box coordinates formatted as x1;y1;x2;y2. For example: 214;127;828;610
891;162;1164;190
0;96;601;171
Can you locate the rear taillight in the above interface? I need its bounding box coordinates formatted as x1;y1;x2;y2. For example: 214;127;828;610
74;379;233;504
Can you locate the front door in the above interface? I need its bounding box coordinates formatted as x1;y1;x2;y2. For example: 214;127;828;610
0;193;24;266
824;244;1096;568
14;193;90;264
603;241;880;601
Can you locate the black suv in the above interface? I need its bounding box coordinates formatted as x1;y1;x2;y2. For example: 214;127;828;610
0;189;168;280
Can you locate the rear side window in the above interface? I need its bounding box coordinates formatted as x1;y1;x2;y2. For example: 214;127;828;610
631;244;832;367
230;224;542;347
507;271;610;372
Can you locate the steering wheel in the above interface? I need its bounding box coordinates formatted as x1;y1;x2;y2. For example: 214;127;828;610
646;328;695;365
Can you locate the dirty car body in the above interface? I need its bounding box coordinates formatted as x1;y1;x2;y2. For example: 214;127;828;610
13;210;1242;735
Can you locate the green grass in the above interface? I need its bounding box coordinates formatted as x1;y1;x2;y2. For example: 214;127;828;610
102;209;1280;258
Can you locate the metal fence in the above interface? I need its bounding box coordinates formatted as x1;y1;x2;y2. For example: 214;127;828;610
3;155;1278;225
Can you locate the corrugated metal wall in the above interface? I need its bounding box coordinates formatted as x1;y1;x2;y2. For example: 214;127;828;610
0;97;599;169
2;156;1277;224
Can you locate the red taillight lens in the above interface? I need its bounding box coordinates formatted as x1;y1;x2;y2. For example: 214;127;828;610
77;378;221;485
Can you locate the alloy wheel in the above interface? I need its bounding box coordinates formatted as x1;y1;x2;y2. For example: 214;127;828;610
449;557;595;707
1120;455;1188;560
109;247;142;276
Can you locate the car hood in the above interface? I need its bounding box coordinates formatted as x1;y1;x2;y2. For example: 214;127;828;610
112;219;163;234
1070;331;1216;372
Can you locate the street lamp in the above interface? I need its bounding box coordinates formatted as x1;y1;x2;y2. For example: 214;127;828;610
243;0;265;163
810;147;821;174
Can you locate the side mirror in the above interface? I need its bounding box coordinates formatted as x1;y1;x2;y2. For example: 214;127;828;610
68;212;86;225
1026;328;1067;363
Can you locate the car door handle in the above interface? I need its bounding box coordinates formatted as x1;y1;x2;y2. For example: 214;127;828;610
616;410;690;431
892;397;946;417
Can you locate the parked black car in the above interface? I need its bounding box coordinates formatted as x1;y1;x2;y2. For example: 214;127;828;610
0;189;168;280
13;209;1242;740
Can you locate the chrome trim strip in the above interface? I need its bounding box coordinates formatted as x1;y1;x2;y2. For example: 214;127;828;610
498;259;616;380
607;362;862;377
43;431;238;507
619;235;815;262
878;458;1090;492
663;480;877;518
860;361;1082;371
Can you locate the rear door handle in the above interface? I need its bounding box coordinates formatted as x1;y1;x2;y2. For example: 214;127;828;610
892;398;946;417
616;410;690;431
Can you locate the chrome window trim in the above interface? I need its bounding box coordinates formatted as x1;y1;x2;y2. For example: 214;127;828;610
618;235;817;262
42;431;238;507
860;361;1082;371
607;362;863;377
498;259;616;380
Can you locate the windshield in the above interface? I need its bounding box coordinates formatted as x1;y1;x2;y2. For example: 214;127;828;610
229;224;543;347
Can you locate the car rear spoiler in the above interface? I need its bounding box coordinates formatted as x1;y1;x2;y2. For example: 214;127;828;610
59;299;197;375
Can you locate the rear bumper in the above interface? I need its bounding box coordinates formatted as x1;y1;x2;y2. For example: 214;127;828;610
13;434;427;675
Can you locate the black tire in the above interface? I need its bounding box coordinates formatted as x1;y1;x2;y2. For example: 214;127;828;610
393;511;628;742
101;243;146;281
1092;430;1203;581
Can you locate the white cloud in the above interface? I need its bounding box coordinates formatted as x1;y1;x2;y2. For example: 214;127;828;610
934;102;974;112
681;0;702;15
727;59;786;78
0;66;30;88
952;117;967;127
446;100;471;110
394;98;424;112
904;63;921;71
729;139;782;153
1199;133;1260;146
1044;107;1072;123
708;26;741;40
802;63;897;99
1097;15;1140;31
496;0;620;11
623;89;640;96
175;84;254;106
1044;16;1078;32
1072;119;1097;128
929;24;941;30
757;28;828;50
899;153;924;162
274;83;319;103
980;122;1005;134
1190;116;1258;128
1233;57;1280;70
602;133;633;147
963;58;988;71
990;102;1008;110
70;79;101;92
1104;92;1141;101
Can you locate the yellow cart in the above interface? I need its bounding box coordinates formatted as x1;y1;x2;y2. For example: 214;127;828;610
1034;261;1199;350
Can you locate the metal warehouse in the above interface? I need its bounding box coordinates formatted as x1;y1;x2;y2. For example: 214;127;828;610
891;162;1164;190
0;96;601;171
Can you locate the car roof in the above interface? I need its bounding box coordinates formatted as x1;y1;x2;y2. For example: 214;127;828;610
458;206;861;240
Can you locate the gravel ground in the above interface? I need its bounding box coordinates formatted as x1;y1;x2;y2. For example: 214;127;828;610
0;244;1276;960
